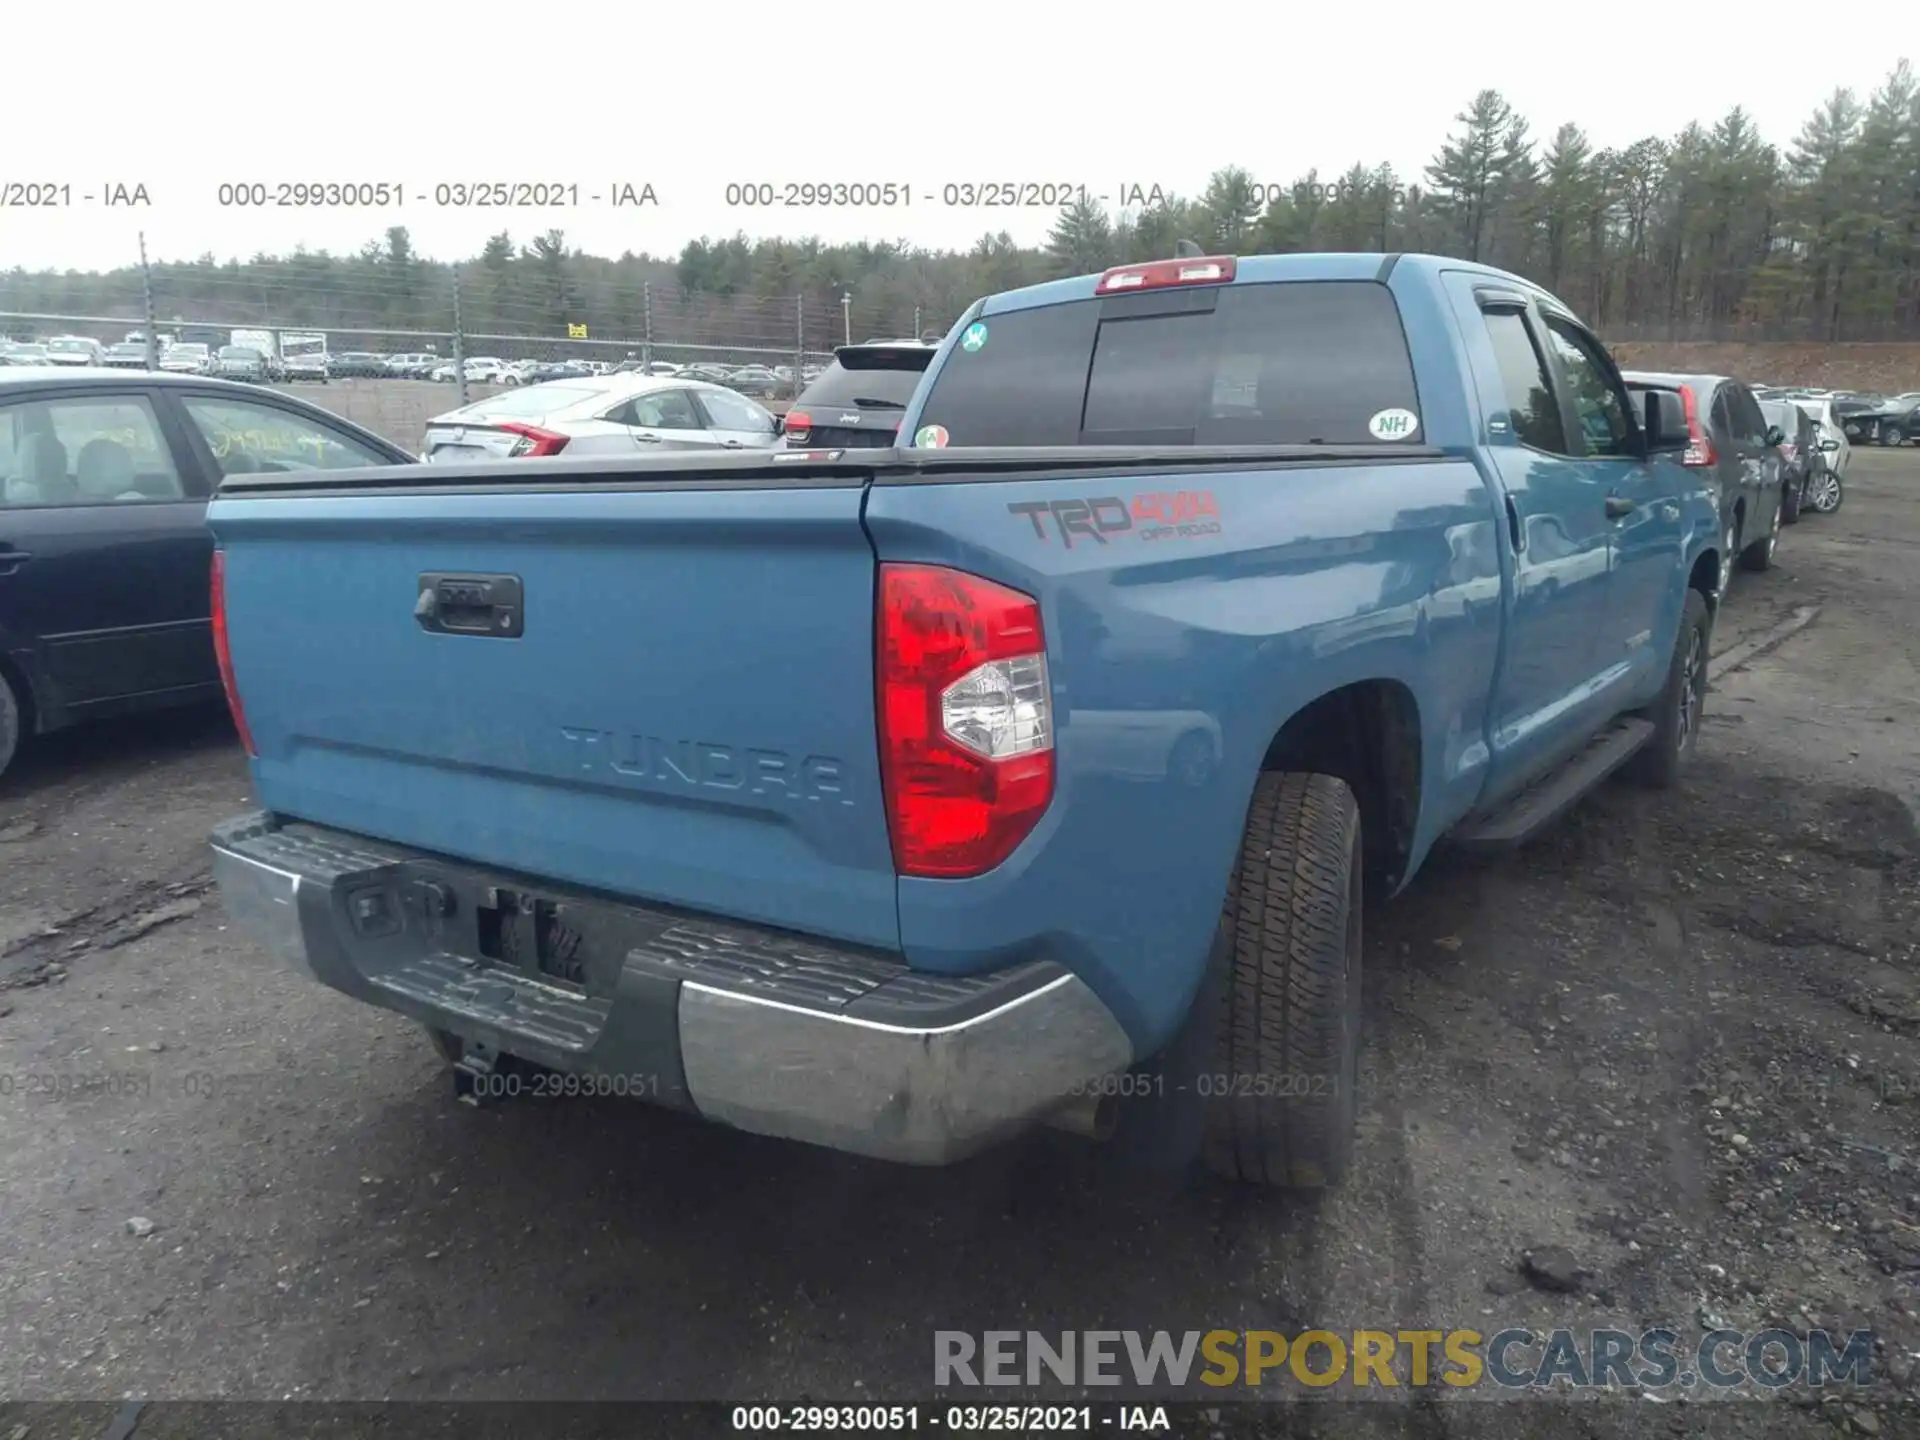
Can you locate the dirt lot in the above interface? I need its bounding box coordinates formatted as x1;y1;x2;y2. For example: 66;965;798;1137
1;455;1917;1435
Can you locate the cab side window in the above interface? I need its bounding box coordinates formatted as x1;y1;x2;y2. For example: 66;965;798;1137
0;395;184;507
1479;310;1568;454
1540;318;1634;459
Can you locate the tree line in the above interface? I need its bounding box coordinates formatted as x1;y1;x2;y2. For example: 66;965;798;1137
4;66;1918;347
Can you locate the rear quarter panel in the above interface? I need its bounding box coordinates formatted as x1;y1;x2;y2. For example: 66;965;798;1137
863;452;1505;1055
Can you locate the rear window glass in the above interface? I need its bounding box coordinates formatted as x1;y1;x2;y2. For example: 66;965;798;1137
796;354;931;410
915;281;1421;447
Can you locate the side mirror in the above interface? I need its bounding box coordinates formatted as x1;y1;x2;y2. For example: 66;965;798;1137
771;414;785;435
1764;424;1786;448
1642;389;1691;453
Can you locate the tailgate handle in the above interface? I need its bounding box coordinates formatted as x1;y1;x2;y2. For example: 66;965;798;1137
416;573;524;638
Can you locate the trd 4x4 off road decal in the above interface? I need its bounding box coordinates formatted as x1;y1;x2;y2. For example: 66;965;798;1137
1009;491;1222;547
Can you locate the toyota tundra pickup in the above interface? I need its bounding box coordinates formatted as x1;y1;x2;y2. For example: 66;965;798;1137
206;252;1723;1192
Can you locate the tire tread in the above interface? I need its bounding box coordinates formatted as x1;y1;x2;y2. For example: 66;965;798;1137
1204;772;1361;1190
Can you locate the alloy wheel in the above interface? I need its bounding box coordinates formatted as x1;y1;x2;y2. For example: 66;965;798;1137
1810;474;1841;513
1718;524;1735;596
1677;625;1707;750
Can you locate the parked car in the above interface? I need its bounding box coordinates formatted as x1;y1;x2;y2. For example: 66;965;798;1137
724;365;784;398
282;351;330;383
526;361;594;384
1760;399;1820;523
1853;395;1920;447
383;353;439;380
3;344;51;366
101;343;152;371
42;337;106;367
214;346;272;383
0;368;413;780
430;357;510;384
1622;371;1784;596
783;342;938;449
419;372;784;462
1830;396;1883;440
160;343;213;376
322;352;382;380
206;251;1719;1196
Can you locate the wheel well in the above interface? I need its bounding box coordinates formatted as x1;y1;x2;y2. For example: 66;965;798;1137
1689;551;1721;612
1259;680;1420;888
0;652;35;735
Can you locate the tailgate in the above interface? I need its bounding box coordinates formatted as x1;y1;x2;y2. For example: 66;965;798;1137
209;464;899;949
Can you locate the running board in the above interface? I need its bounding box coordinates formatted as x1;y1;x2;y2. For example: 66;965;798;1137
1450;717;1655;849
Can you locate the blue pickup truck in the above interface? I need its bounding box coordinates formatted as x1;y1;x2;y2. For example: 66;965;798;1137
206;252;1722;1192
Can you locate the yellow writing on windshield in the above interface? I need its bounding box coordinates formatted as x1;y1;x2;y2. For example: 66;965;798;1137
204;426;337;466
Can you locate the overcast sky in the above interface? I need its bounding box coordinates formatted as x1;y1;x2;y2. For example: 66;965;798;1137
4;3;1904;273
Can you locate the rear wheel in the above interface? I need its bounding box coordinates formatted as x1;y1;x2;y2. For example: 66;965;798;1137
1631;588;1712;789
1808;471;1844;515
1202;772;1363;1191
0;669;21;783
1883;425;1907;448
1716;518;1736;597
1740;494;1781;572
1781;479;1802;525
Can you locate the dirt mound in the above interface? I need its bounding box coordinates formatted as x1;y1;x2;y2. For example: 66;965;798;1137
1609;342;1920;393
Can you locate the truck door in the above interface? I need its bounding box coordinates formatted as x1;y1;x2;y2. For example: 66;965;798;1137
1446;280;1618;797
1533;311;1681;703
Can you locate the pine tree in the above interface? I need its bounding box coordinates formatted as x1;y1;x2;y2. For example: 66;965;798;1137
1045;194;1116;276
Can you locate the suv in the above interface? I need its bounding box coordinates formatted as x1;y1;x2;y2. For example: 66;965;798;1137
1623;371;1783;596
782;342;937;449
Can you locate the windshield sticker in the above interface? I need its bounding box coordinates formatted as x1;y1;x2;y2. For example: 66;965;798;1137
960;322;988;354
1368;408;1420;441
915;424;950;448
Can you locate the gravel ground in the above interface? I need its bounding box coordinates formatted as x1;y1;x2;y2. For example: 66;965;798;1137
1;453;1917;1437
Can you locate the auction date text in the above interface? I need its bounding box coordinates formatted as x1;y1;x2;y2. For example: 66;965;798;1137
1;182;150;207
213;182;658;208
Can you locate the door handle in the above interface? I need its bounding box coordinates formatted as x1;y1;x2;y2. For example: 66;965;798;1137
633;432;661;444
722;441;744;449
1605;496;1636;518
0;546;31;574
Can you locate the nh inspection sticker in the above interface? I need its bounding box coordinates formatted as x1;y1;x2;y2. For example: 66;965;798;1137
960;323;988;353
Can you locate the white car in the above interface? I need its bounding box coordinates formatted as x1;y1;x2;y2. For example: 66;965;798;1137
160;343;212;374
1788;397;1852;481
421;372;784;462
430;357;509;384
42;336;105;366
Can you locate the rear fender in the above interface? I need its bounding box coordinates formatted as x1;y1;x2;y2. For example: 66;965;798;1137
867;456;1500;1057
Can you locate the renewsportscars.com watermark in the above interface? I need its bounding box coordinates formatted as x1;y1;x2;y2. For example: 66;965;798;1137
934;1328;1877;1393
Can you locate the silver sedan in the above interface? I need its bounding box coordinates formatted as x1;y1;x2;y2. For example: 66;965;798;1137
421;372;784;461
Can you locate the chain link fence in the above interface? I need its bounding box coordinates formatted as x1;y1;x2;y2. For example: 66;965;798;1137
0;251;956;452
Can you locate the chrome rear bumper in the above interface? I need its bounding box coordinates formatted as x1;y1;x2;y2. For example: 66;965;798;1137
211;814;1132;1165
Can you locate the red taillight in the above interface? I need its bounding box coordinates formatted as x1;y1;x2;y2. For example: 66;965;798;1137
877;564;1054;878
209;550;256;757
784;409;813;443
1095;255;1237;294
499;422;569;457
1679;385;1716;467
